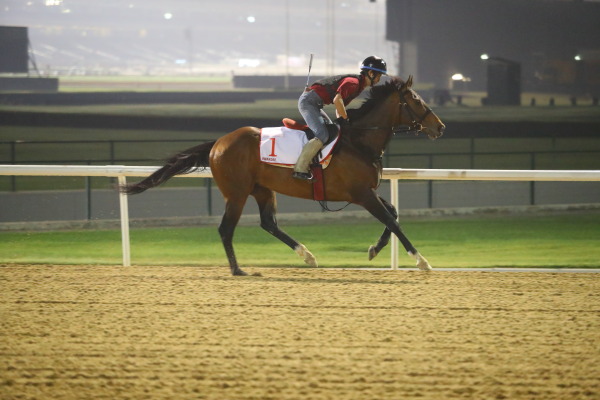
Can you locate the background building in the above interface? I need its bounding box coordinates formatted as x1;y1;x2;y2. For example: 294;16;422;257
386;0;600;92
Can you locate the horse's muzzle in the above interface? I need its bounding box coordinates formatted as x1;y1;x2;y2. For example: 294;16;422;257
428;124;445;139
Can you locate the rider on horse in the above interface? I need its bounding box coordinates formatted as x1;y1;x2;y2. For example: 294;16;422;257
293;55;388;181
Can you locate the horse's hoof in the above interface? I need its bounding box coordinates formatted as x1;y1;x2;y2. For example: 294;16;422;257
368;245;379;261
416;256;432;271
409;251;433;271
295;244;318;268
232;268;248;276
417;261;432;271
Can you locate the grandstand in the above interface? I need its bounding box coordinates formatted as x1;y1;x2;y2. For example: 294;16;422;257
1;0;392;76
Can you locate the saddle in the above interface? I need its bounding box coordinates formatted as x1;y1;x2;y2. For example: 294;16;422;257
260;119;341;201
282;118;339;146
259;119;341;168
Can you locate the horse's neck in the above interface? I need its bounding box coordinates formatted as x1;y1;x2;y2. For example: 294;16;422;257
348;98;396;159
341;126;391;167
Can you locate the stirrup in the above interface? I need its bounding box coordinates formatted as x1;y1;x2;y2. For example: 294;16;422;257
292;171;314;181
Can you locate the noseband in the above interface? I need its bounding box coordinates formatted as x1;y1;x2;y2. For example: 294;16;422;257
393;89;433;135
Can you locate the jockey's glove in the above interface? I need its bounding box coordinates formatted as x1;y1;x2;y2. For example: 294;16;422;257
335;117;351;126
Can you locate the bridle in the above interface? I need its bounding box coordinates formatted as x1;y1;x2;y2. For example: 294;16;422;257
393;88;433;135
352;87;434;137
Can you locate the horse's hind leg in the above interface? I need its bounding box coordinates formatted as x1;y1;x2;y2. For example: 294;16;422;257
368;196;396;261
252;185;318;267
219;197;248;276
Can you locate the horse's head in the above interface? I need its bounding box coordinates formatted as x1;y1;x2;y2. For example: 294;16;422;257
348;77;445;143
397;76;445;139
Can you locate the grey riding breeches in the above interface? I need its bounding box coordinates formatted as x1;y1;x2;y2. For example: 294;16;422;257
298;89;332;143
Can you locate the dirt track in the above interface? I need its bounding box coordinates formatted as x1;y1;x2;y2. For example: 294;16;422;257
1;265;598;399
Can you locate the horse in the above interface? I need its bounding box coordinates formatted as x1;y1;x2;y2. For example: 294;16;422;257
122;76;445;276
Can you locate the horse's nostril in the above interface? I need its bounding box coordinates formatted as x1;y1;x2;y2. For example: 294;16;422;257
438;125;445;134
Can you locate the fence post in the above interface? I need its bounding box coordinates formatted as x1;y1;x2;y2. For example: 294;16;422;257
117;175;131;267
390;179;399;270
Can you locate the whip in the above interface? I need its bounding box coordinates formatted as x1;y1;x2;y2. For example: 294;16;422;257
305;53;314;90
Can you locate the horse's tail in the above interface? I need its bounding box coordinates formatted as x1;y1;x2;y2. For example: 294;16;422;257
121;140;216;195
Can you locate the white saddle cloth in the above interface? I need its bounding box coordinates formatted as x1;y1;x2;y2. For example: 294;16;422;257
259;127;339;168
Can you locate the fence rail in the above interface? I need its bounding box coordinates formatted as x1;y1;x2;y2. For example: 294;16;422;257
1;164;599;269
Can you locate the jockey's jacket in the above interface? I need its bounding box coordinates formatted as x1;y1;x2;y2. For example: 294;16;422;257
310;74;366;105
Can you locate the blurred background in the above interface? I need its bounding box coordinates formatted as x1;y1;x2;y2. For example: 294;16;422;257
1;0;394;78
1;0;599;93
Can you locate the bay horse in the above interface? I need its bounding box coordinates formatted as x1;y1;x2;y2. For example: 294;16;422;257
122;76;445;275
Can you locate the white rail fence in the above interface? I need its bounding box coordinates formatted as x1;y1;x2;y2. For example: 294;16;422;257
1;164;599;269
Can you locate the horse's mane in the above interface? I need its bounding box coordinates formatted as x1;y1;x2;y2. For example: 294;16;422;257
332;77;407;160
347;77;406;121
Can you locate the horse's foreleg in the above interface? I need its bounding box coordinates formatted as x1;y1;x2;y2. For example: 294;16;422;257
359;189;431;270
253;186;318;267
219;198;248;276
368;196;396;261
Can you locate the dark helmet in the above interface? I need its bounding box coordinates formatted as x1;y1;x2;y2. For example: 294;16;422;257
360;56;387;74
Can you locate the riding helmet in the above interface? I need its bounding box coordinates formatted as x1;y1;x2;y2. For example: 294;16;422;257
360;56;387;74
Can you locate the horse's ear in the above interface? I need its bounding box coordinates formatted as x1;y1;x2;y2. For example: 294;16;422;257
406;75;413;88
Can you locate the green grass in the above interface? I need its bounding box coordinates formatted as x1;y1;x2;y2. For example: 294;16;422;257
1;214;599;268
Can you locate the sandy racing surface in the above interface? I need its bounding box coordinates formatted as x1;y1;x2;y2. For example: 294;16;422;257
1;264;598;399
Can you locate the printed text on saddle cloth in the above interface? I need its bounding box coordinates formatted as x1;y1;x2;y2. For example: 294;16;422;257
259;127;339;168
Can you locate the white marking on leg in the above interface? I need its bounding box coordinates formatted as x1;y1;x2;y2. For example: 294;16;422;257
295;244;318;268
368;245;378;261
409;251;432;271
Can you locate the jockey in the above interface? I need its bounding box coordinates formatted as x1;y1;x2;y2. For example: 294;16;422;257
293;55;387;181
